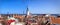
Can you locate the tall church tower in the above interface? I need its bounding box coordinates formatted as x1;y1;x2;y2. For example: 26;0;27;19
26;7;30;16
26;6;31;18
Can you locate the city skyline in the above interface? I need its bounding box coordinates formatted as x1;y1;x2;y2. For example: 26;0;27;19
0;0;60;14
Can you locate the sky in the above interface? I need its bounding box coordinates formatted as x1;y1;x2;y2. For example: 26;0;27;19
0;0;60;14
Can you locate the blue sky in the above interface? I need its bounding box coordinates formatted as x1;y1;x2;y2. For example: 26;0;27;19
0;0;60;14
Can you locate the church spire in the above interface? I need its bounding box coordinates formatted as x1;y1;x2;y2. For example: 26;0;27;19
26;6;29;15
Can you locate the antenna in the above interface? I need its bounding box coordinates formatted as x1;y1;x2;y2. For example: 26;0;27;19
7;12;10;17
23;11;24;14
7;12;9;14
